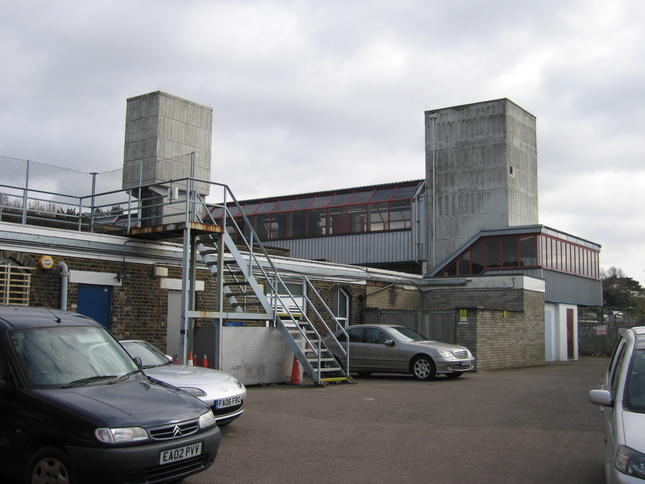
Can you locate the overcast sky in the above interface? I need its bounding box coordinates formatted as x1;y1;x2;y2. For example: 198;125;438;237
2;0;644;285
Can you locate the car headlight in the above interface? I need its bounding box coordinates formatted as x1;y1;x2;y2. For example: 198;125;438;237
233;378;244;390
616;445;645;478
199;410;217;429
95;427;148;444
179;386;206;397
438;349;455;359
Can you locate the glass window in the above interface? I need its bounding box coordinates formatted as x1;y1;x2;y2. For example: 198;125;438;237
333;288;350;327
365;328;389;344
277;281;304;296
626;349;645;412
471;242;484;274
290;211;306;237
255;200;278;214
389;200;411;230
274;199;296;211
458;253;471;275
328;207;346;235
310;194;333;208
392;184;419;200
307;209;326;236
485;237;500;268
209;206;225;219
348;190;373;204
444;262;457;276
520;235;537;267
581;249;588;276
347;328;363;343
242;202;261;215
227;205;242;217
329;192;353;206
271;213;288;239
292;197;314;210
347;205;366;233
10;326;138;387
610;341;627;399
502;236;519;267
368;203;388;231
370;187;395;202
557;240;564;271
542;237;550;268
548;239;556;269
253;214;270;240
232;216;251;239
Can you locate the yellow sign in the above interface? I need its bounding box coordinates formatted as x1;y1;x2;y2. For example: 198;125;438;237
39;255;54;269
459;309;468;321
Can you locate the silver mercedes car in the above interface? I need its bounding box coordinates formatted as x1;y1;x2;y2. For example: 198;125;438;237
121;340;246;426
589;326;645;483
324;324;475;380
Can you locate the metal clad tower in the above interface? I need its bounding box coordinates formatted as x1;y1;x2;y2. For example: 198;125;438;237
425;99;538;268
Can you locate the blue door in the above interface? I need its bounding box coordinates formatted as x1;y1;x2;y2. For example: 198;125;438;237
77;284;112;329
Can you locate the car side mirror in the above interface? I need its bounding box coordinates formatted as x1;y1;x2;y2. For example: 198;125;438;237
589;389;612;407
385;340;395;347
134;356;143;368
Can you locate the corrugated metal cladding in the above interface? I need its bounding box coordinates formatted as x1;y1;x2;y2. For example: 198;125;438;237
265;231;415;266
542;270;602;306
486;268;602;306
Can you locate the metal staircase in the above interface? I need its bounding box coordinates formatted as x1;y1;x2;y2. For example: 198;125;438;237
196;197;350;386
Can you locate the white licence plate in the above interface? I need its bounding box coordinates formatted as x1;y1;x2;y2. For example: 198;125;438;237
216;395;241;409
461;360;471;367
159;442;202;465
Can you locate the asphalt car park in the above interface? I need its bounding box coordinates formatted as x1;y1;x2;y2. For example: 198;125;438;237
185;357;609;484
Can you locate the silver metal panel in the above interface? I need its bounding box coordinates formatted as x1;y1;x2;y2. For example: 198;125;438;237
266;231;415;266
483;267;602;306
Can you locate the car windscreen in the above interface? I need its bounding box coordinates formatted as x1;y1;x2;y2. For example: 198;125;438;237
625;349;645;413
121;341;172;368
388;326;430;342
10;326;139;388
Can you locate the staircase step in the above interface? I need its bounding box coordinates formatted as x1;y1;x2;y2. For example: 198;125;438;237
307;356;337;362
320;376;350;383
317;364;343;371
199;249;219;256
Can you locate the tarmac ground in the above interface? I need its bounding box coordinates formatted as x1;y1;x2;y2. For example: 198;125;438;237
187;356;610;484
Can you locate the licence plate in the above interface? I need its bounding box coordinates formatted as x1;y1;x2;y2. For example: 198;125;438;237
460;360;471;367
216;395;241;409
159;442;202;465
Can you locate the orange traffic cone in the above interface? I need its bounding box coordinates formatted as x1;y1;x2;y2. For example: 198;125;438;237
187;351;194;366
173;354;178;365
290;355;302;384
192;352;198;366
202;354;208;368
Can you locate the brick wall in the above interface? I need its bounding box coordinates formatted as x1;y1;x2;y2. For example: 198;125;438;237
364;283;423;311
425;285;545;370
1;249;367;349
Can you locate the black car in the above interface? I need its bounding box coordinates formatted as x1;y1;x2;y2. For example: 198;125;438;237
0;306;221;484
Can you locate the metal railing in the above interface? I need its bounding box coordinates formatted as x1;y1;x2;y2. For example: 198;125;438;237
1;154;350;382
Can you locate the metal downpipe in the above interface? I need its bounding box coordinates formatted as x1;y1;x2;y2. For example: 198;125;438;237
59;261;69;310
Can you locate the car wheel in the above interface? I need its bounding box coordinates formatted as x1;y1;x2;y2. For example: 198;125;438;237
445;372;462;379
411;355;436;381
26;446;77;484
